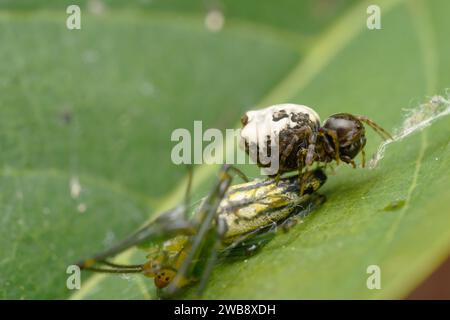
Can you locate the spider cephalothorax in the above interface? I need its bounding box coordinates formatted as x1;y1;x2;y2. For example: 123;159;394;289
240;104;392;175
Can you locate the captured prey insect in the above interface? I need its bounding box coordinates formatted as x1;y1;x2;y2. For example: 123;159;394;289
240;104;393;176
76;165;327;298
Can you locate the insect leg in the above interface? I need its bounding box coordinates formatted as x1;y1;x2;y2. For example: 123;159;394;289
80;165;198;269
195;217;228;296
356;115;393;141
224;193;327;258
221;223;277;260
162;164;234;297
280;193;327;231
226;165;249;182
75;205;195;269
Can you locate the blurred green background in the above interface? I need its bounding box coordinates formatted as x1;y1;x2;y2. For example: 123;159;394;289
0;0;449;299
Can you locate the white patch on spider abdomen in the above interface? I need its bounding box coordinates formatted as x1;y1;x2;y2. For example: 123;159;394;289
239;103;320;153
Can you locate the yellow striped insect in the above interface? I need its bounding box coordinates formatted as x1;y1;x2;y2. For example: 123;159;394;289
76;165;327;297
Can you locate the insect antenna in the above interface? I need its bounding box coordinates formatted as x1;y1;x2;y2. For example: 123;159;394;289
227;166;249;182
184;164;193;219
81;266;143;274
101;260;144;269
79;259;144;274
75;206;194;269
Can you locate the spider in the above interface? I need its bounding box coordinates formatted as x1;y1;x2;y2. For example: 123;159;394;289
76;165;327;298
240;103;393;176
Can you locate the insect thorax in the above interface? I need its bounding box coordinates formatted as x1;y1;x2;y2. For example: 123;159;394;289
217;176;307;242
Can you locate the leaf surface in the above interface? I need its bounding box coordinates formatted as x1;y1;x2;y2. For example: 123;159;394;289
0;0;449;299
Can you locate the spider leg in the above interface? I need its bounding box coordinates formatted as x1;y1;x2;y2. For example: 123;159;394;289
361;147;366;168
317;129;334;156
296;148;308;194
356;115;393;141
280;126;315;170
305;134;317;168
341;155;356;168
280;134;300;165
321;128;340;164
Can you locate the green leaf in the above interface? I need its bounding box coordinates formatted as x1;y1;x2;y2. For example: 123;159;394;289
1;0;449;299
